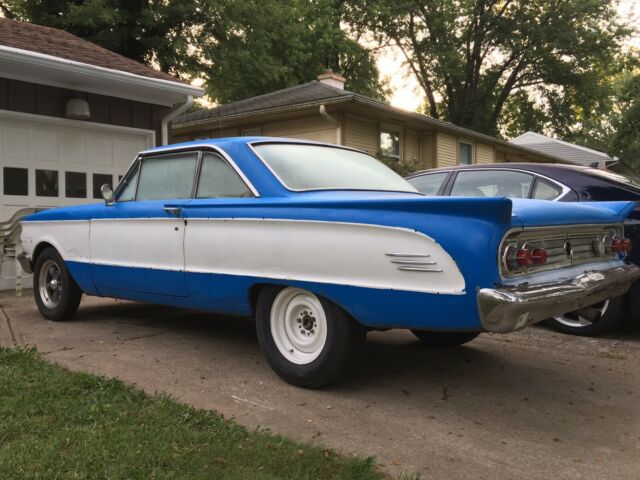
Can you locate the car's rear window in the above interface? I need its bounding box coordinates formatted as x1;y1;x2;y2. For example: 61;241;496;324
253;143;419;193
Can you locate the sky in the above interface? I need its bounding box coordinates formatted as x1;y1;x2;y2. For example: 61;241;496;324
379;0;640;112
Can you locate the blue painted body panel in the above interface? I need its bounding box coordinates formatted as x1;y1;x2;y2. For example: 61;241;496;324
24;137;638;331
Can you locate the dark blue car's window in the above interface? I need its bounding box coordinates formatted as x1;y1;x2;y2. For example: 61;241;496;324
532;178;562;200
450;170;533;198
407;172;448;196
136;153;198;201
196;152;253;198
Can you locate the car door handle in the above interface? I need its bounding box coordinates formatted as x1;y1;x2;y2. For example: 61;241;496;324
163;206;182;217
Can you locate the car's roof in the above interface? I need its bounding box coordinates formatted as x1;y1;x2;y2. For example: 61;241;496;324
406;162;594;177
140;136;348;155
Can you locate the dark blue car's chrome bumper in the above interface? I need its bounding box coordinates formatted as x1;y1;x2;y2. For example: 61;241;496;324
477;264;640;333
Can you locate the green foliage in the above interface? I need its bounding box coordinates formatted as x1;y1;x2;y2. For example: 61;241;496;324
2;0;387;102
196;0;387;103
0;347;383;480
347;0;631;137
610;71;640;170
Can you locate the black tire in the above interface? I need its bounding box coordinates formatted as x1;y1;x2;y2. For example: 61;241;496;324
411;330;480;347
33;247;82;321
544;297;623;336
255;285;366;388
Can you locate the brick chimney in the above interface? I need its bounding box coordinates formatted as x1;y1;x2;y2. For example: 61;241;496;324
317;69;346;90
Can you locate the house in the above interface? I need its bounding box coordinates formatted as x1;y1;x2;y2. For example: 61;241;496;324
172;70;567;170
0;18;203;290
510;131;618;169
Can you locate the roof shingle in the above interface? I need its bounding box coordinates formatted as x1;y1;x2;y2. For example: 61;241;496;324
0;18;184;84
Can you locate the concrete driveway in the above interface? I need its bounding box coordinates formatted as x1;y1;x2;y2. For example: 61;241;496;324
1;291;639;479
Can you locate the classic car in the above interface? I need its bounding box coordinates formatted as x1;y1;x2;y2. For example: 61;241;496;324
406;163;640;336
18;138;640;387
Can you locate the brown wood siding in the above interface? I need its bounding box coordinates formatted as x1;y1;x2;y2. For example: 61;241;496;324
0;77;169;144
436;133;457;167
476;142;495;164
403;130;420;165
344;115;378;155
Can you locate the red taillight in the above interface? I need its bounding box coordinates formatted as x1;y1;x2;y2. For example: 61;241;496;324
611;237;632;255
530;248;548;265
506;246;548;272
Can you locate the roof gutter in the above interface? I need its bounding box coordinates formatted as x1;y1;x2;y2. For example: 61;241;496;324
319;104;342;145
161;95;194;145
0;45;203;105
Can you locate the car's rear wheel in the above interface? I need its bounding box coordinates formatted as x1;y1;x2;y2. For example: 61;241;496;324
545;297;623;336
411;330;480;347
33;247;82;321
255;286;365;388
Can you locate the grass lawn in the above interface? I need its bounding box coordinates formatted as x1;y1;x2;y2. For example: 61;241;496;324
0;347;386;480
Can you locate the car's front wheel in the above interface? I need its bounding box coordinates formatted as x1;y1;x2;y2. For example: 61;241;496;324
33;247;82;321
411;330;479;347
545;297;623;336
255;286;366;388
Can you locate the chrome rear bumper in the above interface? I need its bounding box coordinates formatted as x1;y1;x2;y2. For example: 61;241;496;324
477;264;640;333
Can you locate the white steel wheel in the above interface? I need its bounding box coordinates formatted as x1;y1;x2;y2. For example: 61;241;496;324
255;285;366;388
270;287;328;365
545;296;623;336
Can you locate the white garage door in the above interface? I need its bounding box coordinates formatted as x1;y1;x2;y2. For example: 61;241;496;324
0;109;155;290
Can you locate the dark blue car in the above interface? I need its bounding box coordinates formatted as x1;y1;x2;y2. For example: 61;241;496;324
407;162;640;336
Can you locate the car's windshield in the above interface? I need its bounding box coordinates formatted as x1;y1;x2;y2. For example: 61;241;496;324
253;143;419;193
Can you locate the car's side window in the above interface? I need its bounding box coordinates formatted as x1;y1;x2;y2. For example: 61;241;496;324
407;172;448;196
117;165;140;202
196;152;253;198
532;178;562;200
136;153;199;201
450;170;534;198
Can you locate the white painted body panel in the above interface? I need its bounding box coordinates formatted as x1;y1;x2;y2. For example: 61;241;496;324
184;218;466;294
22;217;466;295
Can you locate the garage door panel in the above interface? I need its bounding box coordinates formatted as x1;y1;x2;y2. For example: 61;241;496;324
34;128;59;161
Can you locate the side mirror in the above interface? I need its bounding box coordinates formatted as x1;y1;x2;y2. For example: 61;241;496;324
101;184;115;206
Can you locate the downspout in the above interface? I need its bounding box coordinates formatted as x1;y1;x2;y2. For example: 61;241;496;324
160;95;194;146
319;104;342;145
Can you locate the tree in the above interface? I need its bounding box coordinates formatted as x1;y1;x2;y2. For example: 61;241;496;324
610;71;640;169
0;0;201;74
195;0;387;102
2;0;387;103
348;0;630;136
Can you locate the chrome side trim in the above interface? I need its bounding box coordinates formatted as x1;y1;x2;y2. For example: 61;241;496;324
390;260;437;265
478;264;640;333
385;253;432;258
397;266;444;272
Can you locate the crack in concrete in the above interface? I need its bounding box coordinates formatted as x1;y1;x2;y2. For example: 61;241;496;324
112;331;170;344
0;304;18;347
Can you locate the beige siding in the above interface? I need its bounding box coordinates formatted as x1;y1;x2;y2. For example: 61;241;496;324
419;134;435;169
207;127;239;139
476;142;495;164
344;115;378;155
436;133;457;167
404;130;420;165
262;116;337;144
495;151;506;163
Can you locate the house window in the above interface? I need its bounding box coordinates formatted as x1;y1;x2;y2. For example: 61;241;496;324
240;126;262;136
65;171;86;198
380;129;401;161
3;167;28;196
459;141;474;165
35;169;58;197
93;173;113;199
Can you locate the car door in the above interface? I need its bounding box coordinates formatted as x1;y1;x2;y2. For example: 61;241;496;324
89;150;199;297
182;150;258;308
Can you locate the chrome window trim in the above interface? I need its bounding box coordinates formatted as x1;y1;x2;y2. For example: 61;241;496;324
247;140;420;195
135;143;260;198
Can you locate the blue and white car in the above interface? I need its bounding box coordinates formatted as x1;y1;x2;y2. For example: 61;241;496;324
19;138;640;387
